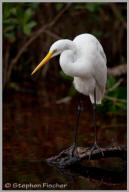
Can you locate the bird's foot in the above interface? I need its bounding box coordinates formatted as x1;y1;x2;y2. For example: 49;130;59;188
89;143;104;160
58;143;80;168
69;143;80;160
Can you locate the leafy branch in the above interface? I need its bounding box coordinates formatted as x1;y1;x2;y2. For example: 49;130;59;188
3;3;71;88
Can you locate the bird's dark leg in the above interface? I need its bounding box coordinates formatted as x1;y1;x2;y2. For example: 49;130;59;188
93;88;97;145
70;93;83;158
89;88;104;159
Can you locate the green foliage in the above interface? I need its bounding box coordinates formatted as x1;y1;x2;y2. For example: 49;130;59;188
92;31;102;38
3;3;38;40
70;3;105;39
97;76;127;113
55;3;64;10
74;2;104;12
106;76;116;89
59;70;73;81
68;84;76;97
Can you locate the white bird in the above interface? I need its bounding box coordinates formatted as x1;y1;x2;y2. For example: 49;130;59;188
32;33;107;159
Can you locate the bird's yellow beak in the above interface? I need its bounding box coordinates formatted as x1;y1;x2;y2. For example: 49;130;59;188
31;51;55;75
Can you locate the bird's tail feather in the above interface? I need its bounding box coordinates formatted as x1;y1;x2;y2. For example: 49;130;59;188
89;85;105;104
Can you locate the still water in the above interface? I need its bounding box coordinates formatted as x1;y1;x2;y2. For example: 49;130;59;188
3;90;127;190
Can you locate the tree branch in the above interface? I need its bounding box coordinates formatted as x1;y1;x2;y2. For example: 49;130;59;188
107;64;127;77
104;95;127;103
105;78;123;94
43;29;61;40
109;4;127;29
5;3;71;88
3;43;10;87
46;143;126;168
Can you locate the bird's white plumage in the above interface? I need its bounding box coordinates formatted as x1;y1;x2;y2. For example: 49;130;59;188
49;33;107;104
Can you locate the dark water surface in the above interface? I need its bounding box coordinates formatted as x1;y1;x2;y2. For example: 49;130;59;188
3;90;127;190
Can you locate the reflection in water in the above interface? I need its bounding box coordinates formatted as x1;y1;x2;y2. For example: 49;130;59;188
3;90;127;190
55;163;126;186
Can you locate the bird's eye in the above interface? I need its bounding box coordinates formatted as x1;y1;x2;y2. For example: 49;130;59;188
54;49;57;53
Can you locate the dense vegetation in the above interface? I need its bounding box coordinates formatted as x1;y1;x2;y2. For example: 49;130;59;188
3;2;127;113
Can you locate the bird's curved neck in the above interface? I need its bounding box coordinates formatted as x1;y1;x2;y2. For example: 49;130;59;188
60;41;79;77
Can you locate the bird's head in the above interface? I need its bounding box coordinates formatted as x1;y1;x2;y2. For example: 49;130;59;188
31;39;73;75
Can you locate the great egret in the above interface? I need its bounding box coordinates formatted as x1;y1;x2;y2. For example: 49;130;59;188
32;33;107;159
